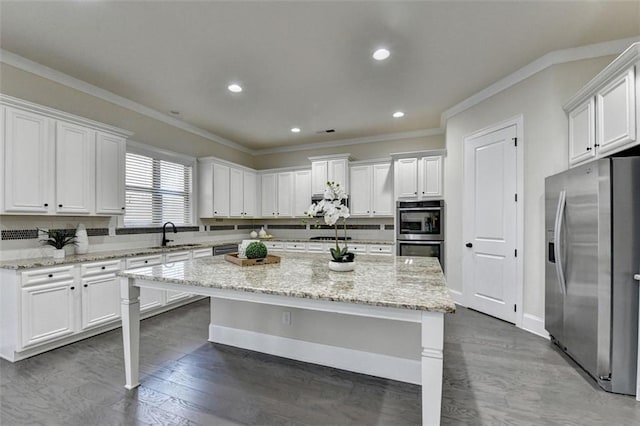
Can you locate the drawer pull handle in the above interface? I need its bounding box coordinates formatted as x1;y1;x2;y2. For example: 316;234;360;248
48;274;53;278
144;260;148;264
70;286;75;290
44;203;49;207
58;204;63;208
83;284;88;288
101;266;106;270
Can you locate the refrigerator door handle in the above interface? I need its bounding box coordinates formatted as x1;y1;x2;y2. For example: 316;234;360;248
634;274;640;281
554;190;567;295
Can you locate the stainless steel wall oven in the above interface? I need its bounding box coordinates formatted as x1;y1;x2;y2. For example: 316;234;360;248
396;200;445;270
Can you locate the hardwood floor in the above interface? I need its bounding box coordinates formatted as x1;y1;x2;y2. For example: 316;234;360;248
1;299;638;425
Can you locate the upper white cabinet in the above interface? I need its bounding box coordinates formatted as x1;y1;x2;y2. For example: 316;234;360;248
199;159;256;218
349;162;393;217
55;121;95;214
565;43;639;167
95;132;126;215
0;95;132;215
261;172;295;217
393;153;443;200
2;107;52;213
310;154;350;194
293;169;311;217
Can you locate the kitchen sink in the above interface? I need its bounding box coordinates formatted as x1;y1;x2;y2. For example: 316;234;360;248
150;243;201;249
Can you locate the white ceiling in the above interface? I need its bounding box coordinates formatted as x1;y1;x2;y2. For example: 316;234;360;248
1;1;639;151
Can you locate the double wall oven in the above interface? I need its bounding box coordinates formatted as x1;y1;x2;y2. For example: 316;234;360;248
396;200;444;270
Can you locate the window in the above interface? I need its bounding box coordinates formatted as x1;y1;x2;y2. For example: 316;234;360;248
124;151;193;226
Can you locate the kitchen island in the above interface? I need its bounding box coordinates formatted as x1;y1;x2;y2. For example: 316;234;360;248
119;252;455;426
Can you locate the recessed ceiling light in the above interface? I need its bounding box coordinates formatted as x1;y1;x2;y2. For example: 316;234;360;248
373;48;390;61
290;127;301;133
228;83;243;93
393;111;405;118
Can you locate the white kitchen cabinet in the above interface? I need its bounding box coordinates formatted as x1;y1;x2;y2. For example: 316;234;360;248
230;168;257;218
565;45;639;167
125;254;165;312
395;158;419;198
21;279;76;349
55;121;95;214
165;251;192;303
95;132;126;214
212;162;230;217
394;155;443;200
350;163;393;217
293;169;312;217
2;107;52;213
310;155;350;194
0;95;131;216
81;273;120;330
261;172;294;217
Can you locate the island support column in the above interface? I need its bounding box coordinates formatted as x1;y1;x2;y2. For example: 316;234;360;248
120;277;141;390
421;311;445;426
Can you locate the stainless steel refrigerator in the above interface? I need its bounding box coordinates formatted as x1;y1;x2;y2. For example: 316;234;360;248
545;157;640;395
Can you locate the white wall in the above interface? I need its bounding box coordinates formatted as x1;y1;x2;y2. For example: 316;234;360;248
443;55;615;319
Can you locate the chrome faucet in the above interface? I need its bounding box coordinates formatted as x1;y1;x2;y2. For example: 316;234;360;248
162;221;177;247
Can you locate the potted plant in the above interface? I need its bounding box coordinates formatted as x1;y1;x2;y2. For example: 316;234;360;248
38;228;77;259
305;182;355;272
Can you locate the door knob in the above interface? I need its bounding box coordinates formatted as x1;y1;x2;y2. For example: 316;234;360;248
465;242;473;248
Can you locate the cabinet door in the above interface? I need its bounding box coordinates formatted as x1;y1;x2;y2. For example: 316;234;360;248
349;165;371;216
3;107;52;213
293;169;311;217
21;280;76;348
212;163;230;217
596;68;637;156
243;171;257;217
229;167;244;217
395;158;418;198
421;156;442;198
372;163;393;216
56;121;95;214
261;173;278;217
277;172;294;217
569;98;596;166
95;132;126;215
311;161;328;194
165;251;193;303
81;274;120;330
329;159;348;190
198;161;214;217
140;288;165;312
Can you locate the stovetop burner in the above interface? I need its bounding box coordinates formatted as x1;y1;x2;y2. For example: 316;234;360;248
309;236;352;241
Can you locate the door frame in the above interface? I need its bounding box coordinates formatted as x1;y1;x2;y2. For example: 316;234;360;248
462;114;524;328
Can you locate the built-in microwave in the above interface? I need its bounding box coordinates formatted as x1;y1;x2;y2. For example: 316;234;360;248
396;200;444;241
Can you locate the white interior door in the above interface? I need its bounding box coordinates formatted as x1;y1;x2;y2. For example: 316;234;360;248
463;124;518;323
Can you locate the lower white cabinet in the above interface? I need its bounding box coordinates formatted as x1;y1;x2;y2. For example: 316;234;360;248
20;279;76;349
81;273;120;330
165;251;192;303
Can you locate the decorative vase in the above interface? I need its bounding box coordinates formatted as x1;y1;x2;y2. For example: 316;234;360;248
250;230;258;238
75;223;89;254
258;227;267;238
328;260;355;272
52;249;65;260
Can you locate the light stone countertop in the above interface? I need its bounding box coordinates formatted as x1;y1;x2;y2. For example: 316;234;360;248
0;238;394;270
120;252;455;313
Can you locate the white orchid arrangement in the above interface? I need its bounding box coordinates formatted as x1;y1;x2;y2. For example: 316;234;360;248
305;182;354;263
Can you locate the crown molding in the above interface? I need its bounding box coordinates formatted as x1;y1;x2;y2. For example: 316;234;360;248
0;49;253;154
253;128;444;156
439;36;640;127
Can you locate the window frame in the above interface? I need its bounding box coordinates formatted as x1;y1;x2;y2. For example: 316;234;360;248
120;141;197;228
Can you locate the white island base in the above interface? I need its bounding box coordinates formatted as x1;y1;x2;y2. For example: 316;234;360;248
120;278;446;426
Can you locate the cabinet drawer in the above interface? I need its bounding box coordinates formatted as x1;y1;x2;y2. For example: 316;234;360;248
21;265;75;286
263;241;284;250
306;242;325;252
368;245;394;255
348;244;367;253
165;251;191;263
192;248;213;258
285;242;305;251
81;259;121;277
126;254;163;269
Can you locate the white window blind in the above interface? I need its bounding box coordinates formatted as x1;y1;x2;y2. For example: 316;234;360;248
124;152;193;226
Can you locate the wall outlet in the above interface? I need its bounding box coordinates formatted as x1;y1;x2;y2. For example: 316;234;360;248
282;311;291;325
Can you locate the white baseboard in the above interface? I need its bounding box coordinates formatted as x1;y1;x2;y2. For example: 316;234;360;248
448;288;465;306
208;324;421;385
521;313;550;340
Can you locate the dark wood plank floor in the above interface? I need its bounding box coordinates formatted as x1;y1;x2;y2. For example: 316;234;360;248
1;299;638;425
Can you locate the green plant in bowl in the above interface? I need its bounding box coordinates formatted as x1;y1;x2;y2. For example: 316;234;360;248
38;228;77;249
245;241;268;259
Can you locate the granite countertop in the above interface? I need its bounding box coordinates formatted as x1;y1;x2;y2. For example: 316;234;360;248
268;238;394;245
0;241;241;270
120;252;455;313
0;238;394;270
